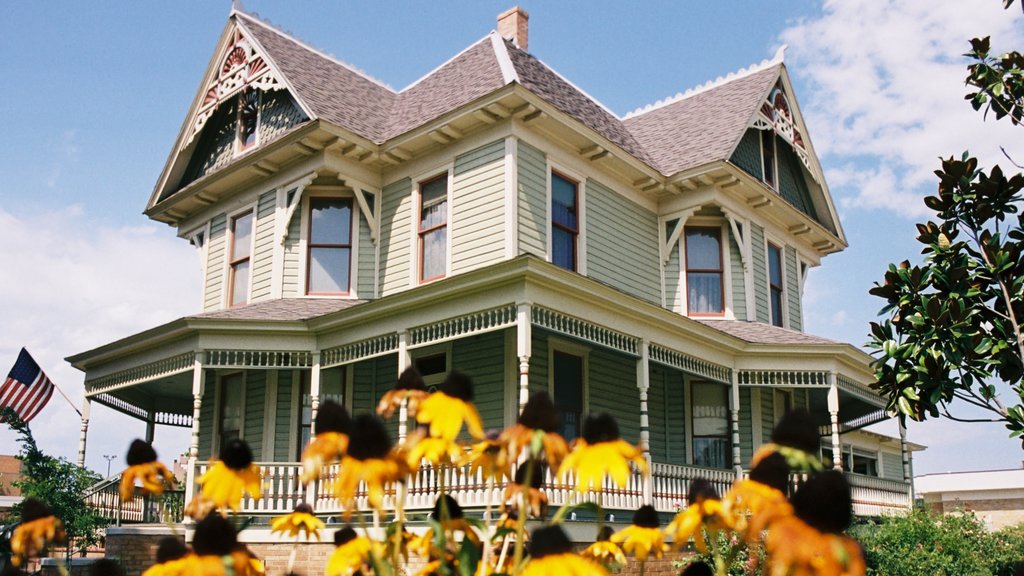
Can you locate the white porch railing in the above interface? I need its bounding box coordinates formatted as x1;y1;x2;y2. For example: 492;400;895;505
191;462;911;517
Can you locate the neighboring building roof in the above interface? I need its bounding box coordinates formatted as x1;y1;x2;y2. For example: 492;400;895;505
916;468;1024;494
191;298;365;322
697;320;839;345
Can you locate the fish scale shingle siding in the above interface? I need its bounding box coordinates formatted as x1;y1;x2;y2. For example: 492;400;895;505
452;140;506;275
585;179;660;304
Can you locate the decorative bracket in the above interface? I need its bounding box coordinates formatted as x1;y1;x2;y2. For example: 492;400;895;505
278;172;317;245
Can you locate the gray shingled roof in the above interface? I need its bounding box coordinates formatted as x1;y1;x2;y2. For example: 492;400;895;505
623;66;781;175
697;320;838;345
191;298;365;321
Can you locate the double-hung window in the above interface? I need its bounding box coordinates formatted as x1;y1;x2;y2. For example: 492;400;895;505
685;227;723;315
218;373;244;456
692;382;729;469
297;367;346;457
307;198;353;294
551;172;579;271
229;211;253;307
419;175;448;282
552;350;584;442
768;243;784;327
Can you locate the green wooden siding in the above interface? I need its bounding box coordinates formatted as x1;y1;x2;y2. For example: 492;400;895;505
357;208;375;298
738;387;753;464
585;179;661;304
453;330;507;430
793;389;807;411
665;242;682;313
198;370;216;460
250;190;277;302
517;140;547;258
589;348;641;445
881;451;903;481
776;138;817;220
203;214;227;311
352;355;399;438
244;371;266;458
273;370;295;462
452;140;506;274
648;366;686;464
379;178;412;296
751;223;769;323
728;226;747;320
281;189;301;297
761;389;774;445
785;246;802;330
527;330;550;397
729;129;763;180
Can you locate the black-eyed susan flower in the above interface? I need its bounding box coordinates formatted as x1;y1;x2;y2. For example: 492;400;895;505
326;526;375;576
522;525;608;576
751;410;827;475
611;504;667;561
667;479;729;553
413;494;482;563
500;392;569;472
463;430;510;483
192;513;238;558
722;478;792;541
120;439;175;503
333;413;409;513
404;428;464;468
10;498;64;567
581;526;626;568
501;460;548;519
415;371;484;441
300;400;351;483
194;438;261;513
557;412;646;492
140;537;189;576
270;503;325;541
378;366;430;420
229;544;265;576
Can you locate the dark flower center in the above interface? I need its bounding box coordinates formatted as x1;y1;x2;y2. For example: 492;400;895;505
346;413;393;460
681;561;714;576
21;498;53;523
518;392;559;433
514;460;544;489
439;370;474;402
293;503;313;515
528;525;573;558
395;367;426;391
220;438;254;470
315;401;351;435
749;451;790;493
631;504;659;528
582;412;620;444
431;494;464;520
334;526;358;546
596;525;614;542
192;514;237;556
792;470;852;534
155;537;188;564
770;410;820;454
125;439;158;466
687;478;719;505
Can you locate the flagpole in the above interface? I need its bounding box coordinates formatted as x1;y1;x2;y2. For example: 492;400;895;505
52;381;82;417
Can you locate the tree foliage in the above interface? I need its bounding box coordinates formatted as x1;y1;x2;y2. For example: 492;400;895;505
1;407;105;558
868;1;1024;444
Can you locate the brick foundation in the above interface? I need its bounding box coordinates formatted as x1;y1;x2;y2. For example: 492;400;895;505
104;526;184;576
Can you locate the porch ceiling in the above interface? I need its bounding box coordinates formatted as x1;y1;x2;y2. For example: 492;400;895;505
94;371;194;422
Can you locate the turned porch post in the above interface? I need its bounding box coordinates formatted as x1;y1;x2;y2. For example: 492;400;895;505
730;370;742;478
397;331;410;442
77;397;91;468
309;351;322;435
636;339;653;504
184;352;206;511
828;372;842;471
516;303;532;412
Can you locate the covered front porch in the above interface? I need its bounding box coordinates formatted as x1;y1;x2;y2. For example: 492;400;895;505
68;257;913;523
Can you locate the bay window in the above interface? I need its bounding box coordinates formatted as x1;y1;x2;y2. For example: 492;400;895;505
685;227;724;315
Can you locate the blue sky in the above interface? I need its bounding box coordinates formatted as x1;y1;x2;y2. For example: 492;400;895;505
1;2;1022;477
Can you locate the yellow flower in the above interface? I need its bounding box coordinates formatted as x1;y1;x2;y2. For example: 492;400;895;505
300;401;351;483
194;438;262;513
230;545;265;576
415;371;484;441
143;554;226;576
10;499;64;567
581;527;626;567
405;431;464;468
500;392;570;472
764;516;853;576
463;434;510;482
140;537;190;576
667;479;730;553
326;527;375;576
611;505;667;561
557;413;646;492
332;413;409;513
270;503;325;541
377;366;430;419
501;460;548;519
120;439;175;502
523;526;608;576
722;479;793;541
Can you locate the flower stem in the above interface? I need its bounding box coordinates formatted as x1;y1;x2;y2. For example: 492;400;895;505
511;458;536;574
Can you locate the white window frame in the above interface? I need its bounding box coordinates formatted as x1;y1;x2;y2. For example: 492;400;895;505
546;338;589;440
689;380;731;469
764;235;788;328
680;219;734;319
409;164;454;286
297;189;361;298
410;342;453;392
223;204;258;309
545;162;587;274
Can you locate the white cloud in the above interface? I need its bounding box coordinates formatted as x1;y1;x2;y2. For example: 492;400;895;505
0;206;197;473
781;0;1024;218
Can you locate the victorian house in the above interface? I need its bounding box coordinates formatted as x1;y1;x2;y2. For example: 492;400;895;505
68;6;915;522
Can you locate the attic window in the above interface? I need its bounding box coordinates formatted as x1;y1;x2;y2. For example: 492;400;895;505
236;89;260;153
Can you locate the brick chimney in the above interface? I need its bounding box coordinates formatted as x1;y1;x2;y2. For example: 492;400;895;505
497;6;529;51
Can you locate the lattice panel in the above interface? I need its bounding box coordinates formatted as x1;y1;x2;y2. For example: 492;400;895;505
85;352;195;395
531;307;639;355
737;370;829;387
205;350;312;368
322;334;400;368
409;305;517;346
649;344;731;384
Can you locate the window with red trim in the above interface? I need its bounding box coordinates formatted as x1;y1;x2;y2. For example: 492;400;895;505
685;227;723;315
419;175;448;282
307;198;353;294
228;212;253;307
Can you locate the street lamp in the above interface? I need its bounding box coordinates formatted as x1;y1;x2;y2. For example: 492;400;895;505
103;454;117;478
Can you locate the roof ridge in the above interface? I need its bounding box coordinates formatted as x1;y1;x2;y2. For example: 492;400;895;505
489;31;519;85
623;45;786;120
231;9;395;92
399;34;494;93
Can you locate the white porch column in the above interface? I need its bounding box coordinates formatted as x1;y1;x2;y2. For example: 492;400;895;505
828;372;842;471
730;371;742;478
310;351;322;435
516;303;532;412
77;397;91;468
636;339;653;504
185;352;206;512
397;331;410;442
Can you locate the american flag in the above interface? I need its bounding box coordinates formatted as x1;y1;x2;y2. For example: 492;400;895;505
1;348;55;422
